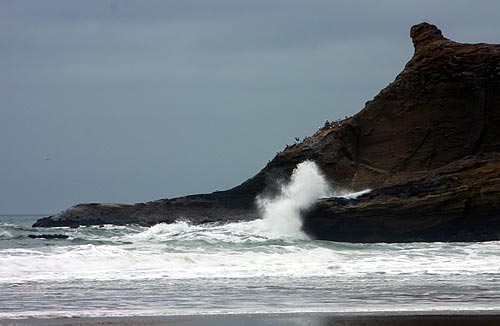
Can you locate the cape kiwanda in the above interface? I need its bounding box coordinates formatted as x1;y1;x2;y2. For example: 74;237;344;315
34;23;500;243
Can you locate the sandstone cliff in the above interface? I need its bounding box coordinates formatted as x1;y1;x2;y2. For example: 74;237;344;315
34;23;500;242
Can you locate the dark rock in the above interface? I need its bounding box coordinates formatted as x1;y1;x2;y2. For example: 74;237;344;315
28;234;69;239
33;23;500;242
33;197;258;228
303;154;500;242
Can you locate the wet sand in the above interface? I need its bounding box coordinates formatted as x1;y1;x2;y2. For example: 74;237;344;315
2;313;500;326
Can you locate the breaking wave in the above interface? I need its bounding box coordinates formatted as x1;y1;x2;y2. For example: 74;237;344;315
256;160;332;239
256;160;371;239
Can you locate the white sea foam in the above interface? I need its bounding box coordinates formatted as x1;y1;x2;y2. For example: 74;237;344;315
2;222;500;283
256;160;332;239
334;188;371;199
2;215;500;318
254;160;371;239
0;229;13;239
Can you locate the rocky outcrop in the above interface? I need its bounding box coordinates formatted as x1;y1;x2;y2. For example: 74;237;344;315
304;153;500;242
33;193;257;228
34;23;500;242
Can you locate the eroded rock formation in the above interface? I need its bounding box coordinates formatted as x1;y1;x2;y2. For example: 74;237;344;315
34;23;500;242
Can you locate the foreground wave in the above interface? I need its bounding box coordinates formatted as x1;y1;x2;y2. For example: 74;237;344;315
1;215;500;318
2;220;500;282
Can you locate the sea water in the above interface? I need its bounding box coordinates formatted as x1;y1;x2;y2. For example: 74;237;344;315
1;162;500;318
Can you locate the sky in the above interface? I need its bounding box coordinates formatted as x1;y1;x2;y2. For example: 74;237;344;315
1;0;500;214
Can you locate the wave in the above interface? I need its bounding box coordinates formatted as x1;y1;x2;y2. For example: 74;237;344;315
2;221;500;283
256;160;332;239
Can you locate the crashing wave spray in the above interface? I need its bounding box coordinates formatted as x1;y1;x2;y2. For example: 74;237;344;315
256;160;332;239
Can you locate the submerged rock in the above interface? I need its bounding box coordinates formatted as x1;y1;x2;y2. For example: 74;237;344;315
28;234;69;239
34;23;500;242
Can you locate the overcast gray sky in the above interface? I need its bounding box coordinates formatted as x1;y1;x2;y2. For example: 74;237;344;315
1;0;500;214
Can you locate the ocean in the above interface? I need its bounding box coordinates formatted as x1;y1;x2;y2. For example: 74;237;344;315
1;162;500;319
2;215;500;319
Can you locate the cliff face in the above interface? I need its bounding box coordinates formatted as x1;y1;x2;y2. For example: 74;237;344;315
256;23;500;188
34;23;500;242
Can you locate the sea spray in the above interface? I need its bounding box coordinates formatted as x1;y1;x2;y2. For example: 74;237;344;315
256;160;332;239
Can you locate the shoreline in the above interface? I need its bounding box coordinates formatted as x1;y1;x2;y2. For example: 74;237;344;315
3;311;500;326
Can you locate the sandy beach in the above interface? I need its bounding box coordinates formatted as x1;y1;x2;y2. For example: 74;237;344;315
3;313;500;326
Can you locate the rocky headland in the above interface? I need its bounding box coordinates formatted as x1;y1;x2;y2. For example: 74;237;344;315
34;23;500;242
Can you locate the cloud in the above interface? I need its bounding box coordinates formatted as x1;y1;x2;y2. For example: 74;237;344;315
1;0;500;213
